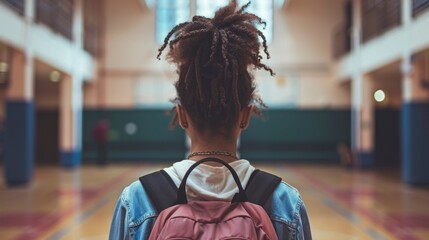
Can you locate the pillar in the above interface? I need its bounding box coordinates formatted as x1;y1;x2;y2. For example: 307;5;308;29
59;0;83;167
402;57;429;184
352;74;375;168
3;0;35;186
401;0;429;184
351;0;374;168
59;75;83;166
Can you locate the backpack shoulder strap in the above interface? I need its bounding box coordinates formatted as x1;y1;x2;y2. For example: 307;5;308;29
245;170;282;212
139;170;178;212
140;168;281;213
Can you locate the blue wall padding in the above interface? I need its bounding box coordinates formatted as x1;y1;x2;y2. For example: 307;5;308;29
358;151;373;168
4;100;34;186
60;150;81;167
61;109;82;167
402;102;429;185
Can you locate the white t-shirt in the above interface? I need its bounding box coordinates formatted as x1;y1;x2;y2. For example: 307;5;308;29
163;159;255;201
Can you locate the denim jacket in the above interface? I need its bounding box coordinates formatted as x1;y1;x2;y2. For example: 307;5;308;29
109;180;312;239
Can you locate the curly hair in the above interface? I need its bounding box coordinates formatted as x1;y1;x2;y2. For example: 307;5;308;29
157;0;274;134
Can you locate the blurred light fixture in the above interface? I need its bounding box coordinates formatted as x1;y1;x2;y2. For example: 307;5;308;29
125;122;138;135
374;89;386;102
276;75;286;87
50;70;61;82
0;62;8;73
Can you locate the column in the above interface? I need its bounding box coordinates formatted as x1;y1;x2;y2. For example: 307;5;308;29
359;76;375;167
352;74;375;168
4;0;35;185
400;0;429;184
402;57;429;184
59;0;84;167
59;75;83;166
351;0;374;167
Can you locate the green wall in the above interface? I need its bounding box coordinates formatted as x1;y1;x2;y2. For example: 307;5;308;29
83;109;186;162
82;108;351;163
240;109;351;162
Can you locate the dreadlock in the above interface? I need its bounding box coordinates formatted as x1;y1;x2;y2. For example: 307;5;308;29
158;0;274;134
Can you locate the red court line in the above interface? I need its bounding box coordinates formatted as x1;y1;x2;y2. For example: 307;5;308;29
11;165;144;240
0;213;55;228
289;166;422;240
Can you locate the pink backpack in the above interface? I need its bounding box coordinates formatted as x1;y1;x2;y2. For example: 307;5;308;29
142;158;280;240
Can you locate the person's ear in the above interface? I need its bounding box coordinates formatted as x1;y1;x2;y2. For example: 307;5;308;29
176;104;189;129
239;105;254;130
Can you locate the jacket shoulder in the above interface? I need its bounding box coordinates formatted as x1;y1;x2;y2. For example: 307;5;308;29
120;180;157;228
270;181;304;225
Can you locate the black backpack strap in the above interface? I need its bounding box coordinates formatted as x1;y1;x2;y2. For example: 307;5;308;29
139;170;178;213
140;168;281;213
245;170;282;213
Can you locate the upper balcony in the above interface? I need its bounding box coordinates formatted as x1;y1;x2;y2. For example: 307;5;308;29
35;0;100;56
0;0;99;79
36;0;73;40
0;0;24;15
333;0;429;80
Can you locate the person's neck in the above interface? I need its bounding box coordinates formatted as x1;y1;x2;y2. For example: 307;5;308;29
188;134;238;164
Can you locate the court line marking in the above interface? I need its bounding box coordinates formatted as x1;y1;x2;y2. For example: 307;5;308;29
13;165;144;240
46;197;111;240
285;166;395;240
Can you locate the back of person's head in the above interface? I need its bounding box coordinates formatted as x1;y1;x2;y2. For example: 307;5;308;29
158;0;274;136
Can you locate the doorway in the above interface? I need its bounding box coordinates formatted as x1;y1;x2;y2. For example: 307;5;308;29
34;61;60;165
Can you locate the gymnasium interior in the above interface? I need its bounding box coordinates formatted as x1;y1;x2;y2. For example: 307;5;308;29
1;0;429;239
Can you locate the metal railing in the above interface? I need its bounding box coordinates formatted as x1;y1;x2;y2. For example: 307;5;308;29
36;0;73;40
333;25;352;59
84;24;98;56
0;0;24;14
83;0;100;56
413;0;429;16
361;0;401;43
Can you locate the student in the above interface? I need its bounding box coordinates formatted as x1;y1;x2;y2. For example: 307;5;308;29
91;119;109;166
109;1;311;239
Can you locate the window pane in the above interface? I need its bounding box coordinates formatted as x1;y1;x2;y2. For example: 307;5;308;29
196;0;273;44
156;0;190;44
196;0;230;17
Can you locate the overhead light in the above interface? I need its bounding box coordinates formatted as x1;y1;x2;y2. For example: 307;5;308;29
374;89;386;103
0;62;8;73
50;70;61;82
276;75;286;87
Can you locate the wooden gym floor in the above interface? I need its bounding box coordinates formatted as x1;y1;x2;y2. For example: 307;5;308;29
0;163;428;240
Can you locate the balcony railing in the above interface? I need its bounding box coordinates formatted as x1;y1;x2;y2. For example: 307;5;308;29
83;0;100;56
333;25;351;59
361;0;401;43
413;0;429;16
84;24;98;56
36;0;73;40
1;0;24;14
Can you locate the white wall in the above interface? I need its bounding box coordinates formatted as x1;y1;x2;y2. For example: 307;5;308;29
259;0;349;108
95;0;350;109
